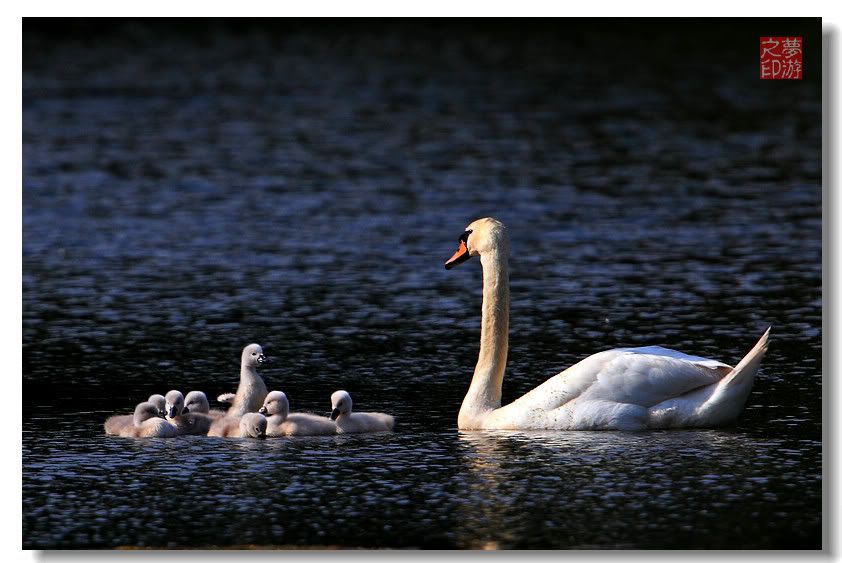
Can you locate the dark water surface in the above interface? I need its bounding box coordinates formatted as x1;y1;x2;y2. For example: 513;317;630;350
23;20;822;549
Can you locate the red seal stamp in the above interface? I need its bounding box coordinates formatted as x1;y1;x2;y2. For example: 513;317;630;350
760;37;803;79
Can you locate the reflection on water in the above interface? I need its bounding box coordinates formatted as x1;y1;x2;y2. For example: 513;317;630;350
23;21;821;548
454;431;820;549
22;423;821;549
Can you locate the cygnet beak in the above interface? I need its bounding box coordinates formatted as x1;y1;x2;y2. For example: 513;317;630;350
330;408;340;421
258;406;267;415
167;406;177;418
182;406;190;414
257;354;267;364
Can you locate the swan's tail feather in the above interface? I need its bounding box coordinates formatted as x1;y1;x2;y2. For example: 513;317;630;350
217;393;235;404
671;326;772;428
720;326;770;390
103;415;126;435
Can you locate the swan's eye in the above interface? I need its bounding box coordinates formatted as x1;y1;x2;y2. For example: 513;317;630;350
252;352;257;356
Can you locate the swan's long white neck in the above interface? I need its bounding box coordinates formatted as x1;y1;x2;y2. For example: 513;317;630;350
230;364;268;417
459;247;509;428
241;364;261;381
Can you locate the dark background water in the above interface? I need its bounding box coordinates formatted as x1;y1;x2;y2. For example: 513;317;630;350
22;19;822;549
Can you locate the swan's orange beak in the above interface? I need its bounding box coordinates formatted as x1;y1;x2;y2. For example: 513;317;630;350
444;240;471;270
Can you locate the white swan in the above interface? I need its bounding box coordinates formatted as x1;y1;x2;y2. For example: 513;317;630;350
329;390;395;433
225;344;269;417
443;217;770;431
104;395;165;434
239;412;268;438
105;401;180;438
184;391;227;420
259;391;337;436
164;390;213;435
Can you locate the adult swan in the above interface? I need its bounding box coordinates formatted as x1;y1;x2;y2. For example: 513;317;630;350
444;217;770;431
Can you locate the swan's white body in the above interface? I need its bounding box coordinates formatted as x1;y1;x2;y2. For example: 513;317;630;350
446;217;770;431
207;415;243;437
209;346;270;436
330;390;395;434
260;391;337;436
105;397;172;436
105;402;180;438
226;344;268;418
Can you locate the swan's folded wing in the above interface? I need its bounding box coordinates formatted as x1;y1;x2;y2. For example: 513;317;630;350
615;346;732;370
508;349;621;412
508;347;732;413
581;347;733;408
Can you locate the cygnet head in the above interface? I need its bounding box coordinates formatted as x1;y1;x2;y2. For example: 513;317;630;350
148;394;166;416
259;391;289;418
183;391;210;415
133;401;162;426
164;390;184;419
330;390;353;420
239;412;267;438
241;343;267;368
444;217;508;270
